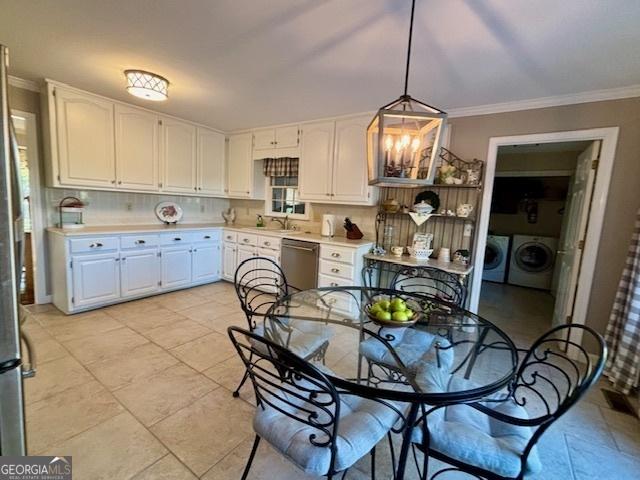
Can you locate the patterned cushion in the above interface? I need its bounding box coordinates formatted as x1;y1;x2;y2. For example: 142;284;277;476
412;368;542;478
253;371;400;476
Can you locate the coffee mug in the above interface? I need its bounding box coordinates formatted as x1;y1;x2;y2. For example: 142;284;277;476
391;246;404;256
438;247;451;263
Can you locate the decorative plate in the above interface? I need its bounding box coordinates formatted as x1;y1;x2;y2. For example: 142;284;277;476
414;190;440;212
155;202;183;224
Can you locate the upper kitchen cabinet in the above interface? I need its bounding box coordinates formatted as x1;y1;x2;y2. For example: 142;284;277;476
197;127;226;195
298;116;375;205
160;117;197;194
251;125;300;159
114;104;159;191
52;86;116;188
227;133;253;198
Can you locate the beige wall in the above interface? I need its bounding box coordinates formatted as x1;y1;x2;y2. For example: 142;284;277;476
448;96;640;347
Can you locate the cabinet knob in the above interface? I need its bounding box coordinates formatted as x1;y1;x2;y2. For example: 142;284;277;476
204;235;211;239
264;241;270;246
111;179;116;184
246;191;250;194
331;267;340;273
135;239;146;245
174;237;182;241
326;193;331;197
331;252;340;258
330;282;338;287
89;242;103;248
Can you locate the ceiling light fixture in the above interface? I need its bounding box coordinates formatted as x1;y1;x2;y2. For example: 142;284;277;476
124;70;169;101
367;0;447;186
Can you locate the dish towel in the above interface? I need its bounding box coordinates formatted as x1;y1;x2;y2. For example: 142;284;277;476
604;207;640;394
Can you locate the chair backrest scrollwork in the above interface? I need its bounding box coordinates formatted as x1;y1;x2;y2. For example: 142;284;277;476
390;266;467;307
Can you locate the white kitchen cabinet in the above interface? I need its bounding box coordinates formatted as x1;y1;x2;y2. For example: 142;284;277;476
222;242;237;281
192;243;222;283
256;246;281;293
252;126;300;157
160;246;193;290
71;252;120;308
275;126;300;149
227;133;253;198
54;86;116;188
115;104;159;191
120;249;161;298
253;129;276;151
197;127;226;195
161;117;197;194
298;121;335;202
332;116;372;203
236;243;257;284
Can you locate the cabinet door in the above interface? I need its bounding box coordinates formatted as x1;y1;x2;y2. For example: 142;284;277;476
332;116;372;203
192;243;221;284
235;245;256;284
227;133;253;198
161;118;197;193
121;249;160;298
252;129;275;151
71;253;120;308
115;105;159;191
55;87;116;188
298;121;334;201
160;247;192;290
275;126;299;149
197;128;226;196
222;242;237;281
256;247;281;294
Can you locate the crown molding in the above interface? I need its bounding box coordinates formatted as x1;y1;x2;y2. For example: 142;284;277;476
445;84;640;118
8;75;40;92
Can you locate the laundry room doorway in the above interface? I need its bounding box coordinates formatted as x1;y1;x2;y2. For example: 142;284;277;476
470;128;618;348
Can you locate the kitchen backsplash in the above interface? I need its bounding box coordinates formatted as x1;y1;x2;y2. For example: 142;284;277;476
44;188;230;227
229;199;378;238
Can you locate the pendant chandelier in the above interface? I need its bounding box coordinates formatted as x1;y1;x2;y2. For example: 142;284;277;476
367;0;447;186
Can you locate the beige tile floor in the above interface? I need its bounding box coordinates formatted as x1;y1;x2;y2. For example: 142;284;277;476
19;280;639;479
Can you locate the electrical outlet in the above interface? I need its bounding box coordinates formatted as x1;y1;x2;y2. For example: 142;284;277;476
463;223;473;237
126;202;133;211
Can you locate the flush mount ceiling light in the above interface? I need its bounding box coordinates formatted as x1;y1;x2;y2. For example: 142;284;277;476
367;0;447;186
124;70;169;101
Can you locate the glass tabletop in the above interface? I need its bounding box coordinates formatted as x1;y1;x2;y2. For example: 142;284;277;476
265;286;518;404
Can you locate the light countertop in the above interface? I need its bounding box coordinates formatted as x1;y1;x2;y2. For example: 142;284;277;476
363;252;473;276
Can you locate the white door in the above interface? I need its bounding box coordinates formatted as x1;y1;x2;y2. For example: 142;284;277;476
552;140;600;326
236;245;256;284
227;133;253;197
253;129;275;151
115;105;159;191
71;253;120;308
222;242;237;281
55;87;116;187
192;243;222;283
275;126;299;149
161;118;197;193
121;249;161;298
332;116;371;204
298;121;334;202
160;246;192;290
197;128;226;195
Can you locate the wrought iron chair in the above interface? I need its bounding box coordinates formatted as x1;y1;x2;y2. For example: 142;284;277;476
232;257;331;397
410;324;607;480
390;266;467;308
228;326;403;480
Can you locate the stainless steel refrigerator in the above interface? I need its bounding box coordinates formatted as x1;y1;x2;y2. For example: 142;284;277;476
0;43;29;456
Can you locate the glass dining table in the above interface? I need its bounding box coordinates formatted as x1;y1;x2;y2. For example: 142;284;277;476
263;286;518;480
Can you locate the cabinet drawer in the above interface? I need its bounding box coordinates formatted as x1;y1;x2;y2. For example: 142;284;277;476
160;233;193;245
69;236;119;254
120;234;160;249
223;230;237;243
258;235;281;251
319;260;354;280
193;230;221;243
318;273;351;288
317;274;356;312
320;245;355;265
237;233;258;247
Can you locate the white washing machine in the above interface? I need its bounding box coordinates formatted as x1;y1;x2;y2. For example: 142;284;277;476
483;235;510;283
508;235;558;289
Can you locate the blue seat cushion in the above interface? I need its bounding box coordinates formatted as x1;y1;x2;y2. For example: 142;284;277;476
411;369;542;478
253;372;400;476
359;328;454;371
253;321;333;360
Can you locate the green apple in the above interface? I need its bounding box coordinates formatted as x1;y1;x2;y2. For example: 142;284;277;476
376;310;392;321
390;298;406;312
404;309;414;319
369;304;382;315
378;300;391;311
392;311;409;322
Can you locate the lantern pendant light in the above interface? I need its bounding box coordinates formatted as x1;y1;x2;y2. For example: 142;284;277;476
367;0;447;186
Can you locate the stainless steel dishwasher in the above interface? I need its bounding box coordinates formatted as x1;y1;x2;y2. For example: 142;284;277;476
280;238;319;291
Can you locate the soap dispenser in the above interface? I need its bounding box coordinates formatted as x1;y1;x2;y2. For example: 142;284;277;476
256;214;265;228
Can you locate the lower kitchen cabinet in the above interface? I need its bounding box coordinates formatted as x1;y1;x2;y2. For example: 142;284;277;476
121;249;161;298
71;253;121;308
192;243;222;283
222;242;237;281
160;246;193;290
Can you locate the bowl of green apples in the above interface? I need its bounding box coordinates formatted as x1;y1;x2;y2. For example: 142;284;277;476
364;296;421;328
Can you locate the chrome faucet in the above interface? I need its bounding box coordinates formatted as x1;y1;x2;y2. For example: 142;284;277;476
271;216;291;230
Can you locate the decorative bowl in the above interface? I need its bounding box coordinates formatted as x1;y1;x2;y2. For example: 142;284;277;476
407;247;433;260
363;297;421;328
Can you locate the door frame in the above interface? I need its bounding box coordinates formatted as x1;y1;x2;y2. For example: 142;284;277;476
12;110;50;304
470;127;619;347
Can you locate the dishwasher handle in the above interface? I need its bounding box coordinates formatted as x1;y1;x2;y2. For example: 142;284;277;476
283;244;317;253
